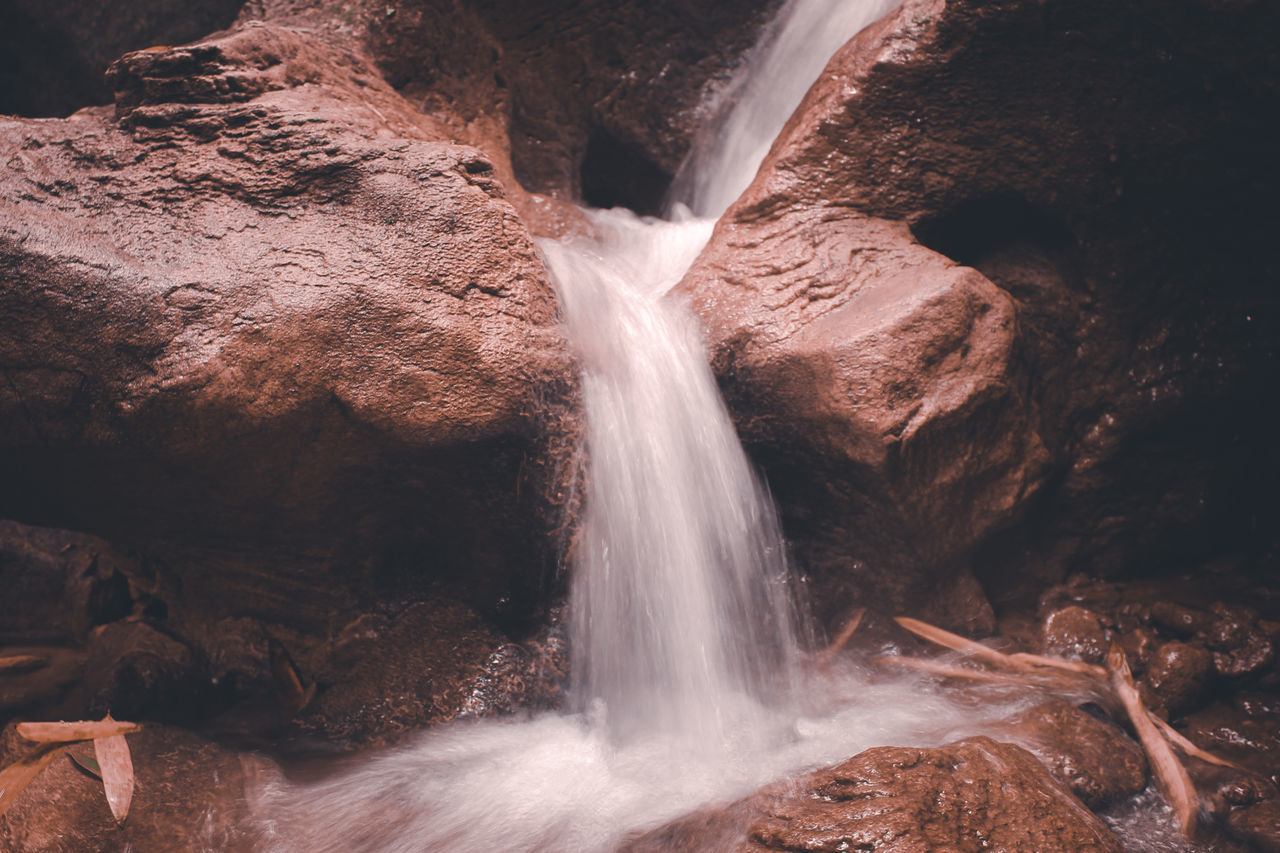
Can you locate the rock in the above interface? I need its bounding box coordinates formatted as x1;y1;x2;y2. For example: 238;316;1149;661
1042;606;1110;664
0;722;277;852
81;622;205;722
295;598;537;745
0;0;244;117
0;520;133;644
1145;640;1215;717
1207;604;1276;680
1151;601;1215;638
679;208;1045;632
1183;701;1280;788
682;0;1278;623
0;22;577;631
227;0;778;215
623;737;1122;852
1001;699;1147;809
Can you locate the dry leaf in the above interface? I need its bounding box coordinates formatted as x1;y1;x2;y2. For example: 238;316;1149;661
17;720;140;743
1108;644;1198;838
94;716;135;825
0;745;61;818
68;751;103;780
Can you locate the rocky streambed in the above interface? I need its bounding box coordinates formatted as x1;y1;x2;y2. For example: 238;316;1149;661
1;0;1277;850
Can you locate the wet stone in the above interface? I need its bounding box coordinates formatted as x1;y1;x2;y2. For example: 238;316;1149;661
1151;601;1215;637
1002;699;1148;809
1145;640;1215;717
1207;605;1275;680
1042;606;1111;664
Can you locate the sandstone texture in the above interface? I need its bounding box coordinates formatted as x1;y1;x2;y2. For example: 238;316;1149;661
624;737;1123;853
678;0;1279;631
0;23;576;631
0;722;277;852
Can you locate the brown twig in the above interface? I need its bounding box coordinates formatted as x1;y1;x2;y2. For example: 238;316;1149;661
894;617;1033;671
1107;644;1198;838
814;608;866;667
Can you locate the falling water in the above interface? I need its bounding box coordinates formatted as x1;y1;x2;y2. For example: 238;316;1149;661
252;1;1041;850
547;0;902;749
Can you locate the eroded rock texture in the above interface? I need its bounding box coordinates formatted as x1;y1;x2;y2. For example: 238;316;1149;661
623;737;1123;853
680;0;1279;631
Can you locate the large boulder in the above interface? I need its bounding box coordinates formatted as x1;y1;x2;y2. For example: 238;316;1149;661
0;23;577;629
623;736;1123;852
231;0;780;215
679;0;1279;629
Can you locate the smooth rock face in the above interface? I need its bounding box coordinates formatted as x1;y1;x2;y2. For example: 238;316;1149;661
624;737;1123;853
680;0;1279;628
0;23;577;626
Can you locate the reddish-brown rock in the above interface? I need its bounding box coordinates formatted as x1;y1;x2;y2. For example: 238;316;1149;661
0;723;276;852
1001;699;1148;809
0;23;576;629
1145;640;1215;717
294;598;564;745
1042;606;1111;664
679;209;1046;632
623;737;1122;852
680;0;1278;628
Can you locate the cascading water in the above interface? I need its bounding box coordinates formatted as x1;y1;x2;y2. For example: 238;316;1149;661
548;0;900;748
543;211;802;749
250;0;1125;849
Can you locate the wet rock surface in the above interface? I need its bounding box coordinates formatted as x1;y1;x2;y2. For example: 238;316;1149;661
1001;699;1147;809
624;737;1123;853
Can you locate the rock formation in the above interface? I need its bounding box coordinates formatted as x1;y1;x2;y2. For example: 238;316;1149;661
679;0;1279;631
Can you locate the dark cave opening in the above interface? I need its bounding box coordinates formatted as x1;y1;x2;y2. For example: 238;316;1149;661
579;126;673;216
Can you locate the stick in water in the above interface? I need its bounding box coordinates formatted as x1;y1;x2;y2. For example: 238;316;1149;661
1107;644;1198;838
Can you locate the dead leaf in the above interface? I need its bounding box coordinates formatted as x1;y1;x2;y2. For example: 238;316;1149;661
0;745;61;818
69;751;103;780
17;719;140;743
94;717;134;825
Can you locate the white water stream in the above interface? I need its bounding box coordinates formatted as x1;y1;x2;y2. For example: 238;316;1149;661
251;1;1176;850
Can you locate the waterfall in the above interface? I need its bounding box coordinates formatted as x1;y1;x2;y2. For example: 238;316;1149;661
255;3;1029;850
541;0;901;748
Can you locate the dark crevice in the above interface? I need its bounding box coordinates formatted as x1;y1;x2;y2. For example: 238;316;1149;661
911;194;1077;269
579;126;673;216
